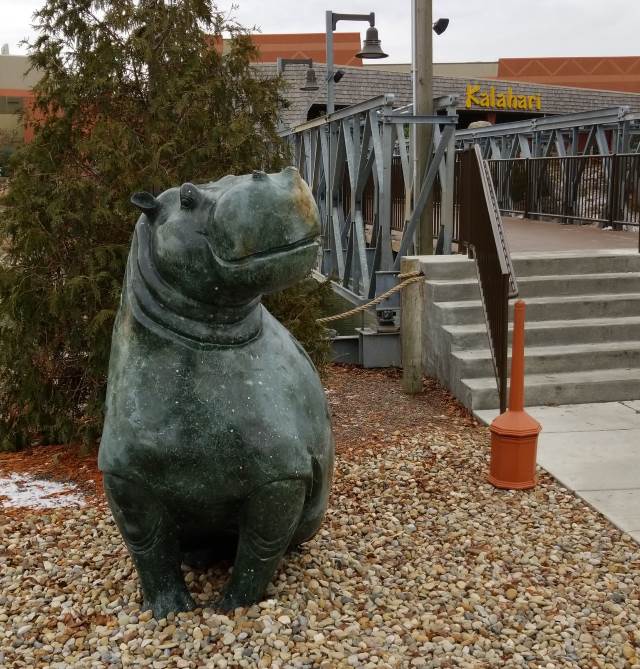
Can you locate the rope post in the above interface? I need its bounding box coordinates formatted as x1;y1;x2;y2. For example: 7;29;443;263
488;300;542;490
401;257;424;394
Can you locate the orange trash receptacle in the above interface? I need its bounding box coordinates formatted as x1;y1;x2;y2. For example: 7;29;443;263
488;300;541;490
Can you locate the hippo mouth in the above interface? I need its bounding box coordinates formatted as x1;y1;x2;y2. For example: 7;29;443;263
200;233;320;266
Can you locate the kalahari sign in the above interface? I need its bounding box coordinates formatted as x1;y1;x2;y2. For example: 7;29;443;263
465;83;542;112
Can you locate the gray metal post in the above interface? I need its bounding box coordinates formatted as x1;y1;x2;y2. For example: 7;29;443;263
326;11;335;115
440;101;457;253
380;101;395;270
326;12;336;283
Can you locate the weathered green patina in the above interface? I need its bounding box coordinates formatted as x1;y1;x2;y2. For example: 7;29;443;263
98;168;334;618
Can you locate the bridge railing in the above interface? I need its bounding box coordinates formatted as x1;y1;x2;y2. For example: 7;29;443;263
281;95;459;301
459;145;518;413
487;154;640;239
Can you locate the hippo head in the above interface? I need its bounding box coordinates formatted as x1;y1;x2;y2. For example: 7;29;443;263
131;167;320;307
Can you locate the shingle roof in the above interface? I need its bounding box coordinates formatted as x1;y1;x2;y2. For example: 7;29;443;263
256;63;640;130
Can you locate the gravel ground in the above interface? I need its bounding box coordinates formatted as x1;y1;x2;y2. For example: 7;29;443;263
1;366;640;668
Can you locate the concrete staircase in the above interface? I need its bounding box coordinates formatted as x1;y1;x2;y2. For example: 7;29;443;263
422;250;640;411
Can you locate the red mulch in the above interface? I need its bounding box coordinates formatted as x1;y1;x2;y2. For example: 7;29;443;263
327;365;478;458
0;443;102;498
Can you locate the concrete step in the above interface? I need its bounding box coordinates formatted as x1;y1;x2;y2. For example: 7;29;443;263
419;255;476;280
452;341;640;379
461;367;640;410
511;250;640;277
444;316;640;350
435;293;640;325
427;272;640;302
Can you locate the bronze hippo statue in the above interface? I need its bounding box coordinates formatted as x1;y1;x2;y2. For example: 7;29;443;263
98;167;334;618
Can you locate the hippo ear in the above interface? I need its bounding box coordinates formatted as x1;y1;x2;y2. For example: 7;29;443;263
131;191;161;220
180;182;202;210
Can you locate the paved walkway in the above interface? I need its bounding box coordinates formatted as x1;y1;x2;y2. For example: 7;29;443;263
386;215;638;253
503;216;638;252
475;402;640;543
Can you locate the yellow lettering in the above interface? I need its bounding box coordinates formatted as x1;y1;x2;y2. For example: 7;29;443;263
465;84;481;108
466;83;541;111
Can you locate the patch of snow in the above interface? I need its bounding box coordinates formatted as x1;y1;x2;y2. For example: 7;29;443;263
0;473;86;509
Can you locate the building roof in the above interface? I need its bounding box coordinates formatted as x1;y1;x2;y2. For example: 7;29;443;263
259;63;640;130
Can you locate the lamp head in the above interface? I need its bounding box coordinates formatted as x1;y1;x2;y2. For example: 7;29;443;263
356;25;388;59
433;18;450;35
300;67;319;91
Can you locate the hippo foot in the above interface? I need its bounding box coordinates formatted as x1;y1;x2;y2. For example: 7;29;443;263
144;588;196;619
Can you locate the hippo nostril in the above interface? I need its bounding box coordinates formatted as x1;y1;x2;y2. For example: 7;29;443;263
252;170;267;181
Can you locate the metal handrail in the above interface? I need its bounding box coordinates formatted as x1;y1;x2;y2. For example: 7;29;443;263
459;146;518;413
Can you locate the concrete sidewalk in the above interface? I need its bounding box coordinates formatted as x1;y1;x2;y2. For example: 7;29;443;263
475;402;640;543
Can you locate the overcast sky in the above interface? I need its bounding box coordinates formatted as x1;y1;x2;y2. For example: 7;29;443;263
1;0;638;63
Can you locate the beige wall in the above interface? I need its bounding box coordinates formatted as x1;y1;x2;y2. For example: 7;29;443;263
0;55;40;90
435;62;498;78
362;63;411;73
363;61;499;78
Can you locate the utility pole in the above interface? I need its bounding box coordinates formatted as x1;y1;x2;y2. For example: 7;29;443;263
413;0;433;255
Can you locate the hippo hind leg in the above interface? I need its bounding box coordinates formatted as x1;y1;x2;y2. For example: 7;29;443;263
217;479;306;611
104;474;195;618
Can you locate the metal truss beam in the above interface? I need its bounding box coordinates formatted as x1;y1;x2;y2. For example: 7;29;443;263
457;106;640;158
282;95;458;301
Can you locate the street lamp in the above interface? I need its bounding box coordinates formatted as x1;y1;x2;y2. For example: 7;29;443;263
325;11;388;114
276;57;319;91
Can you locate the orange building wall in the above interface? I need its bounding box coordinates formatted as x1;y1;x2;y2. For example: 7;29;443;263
249;33;363;67
498;57;640;93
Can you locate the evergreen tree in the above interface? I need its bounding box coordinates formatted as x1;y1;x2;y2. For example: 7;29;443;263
0;0;326;450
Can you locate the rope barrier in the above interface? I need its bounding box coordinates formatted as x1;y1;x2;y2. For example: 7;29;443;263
316;271;424;325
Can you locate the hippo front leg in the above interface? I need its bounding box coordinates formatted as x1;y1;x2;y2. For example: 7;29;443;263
217;479;307;611
104;474;196;618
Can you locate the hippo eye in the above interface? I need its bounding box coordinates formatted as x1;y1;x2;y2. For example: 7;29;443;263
180;182;202;210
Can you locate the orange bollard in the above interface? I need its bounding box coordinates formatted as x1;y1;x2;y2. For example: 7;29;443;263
488;300;542;490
